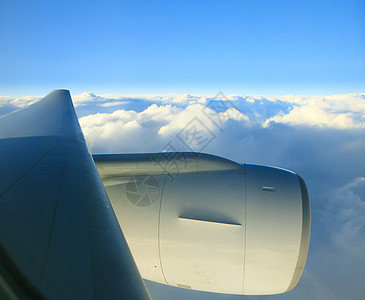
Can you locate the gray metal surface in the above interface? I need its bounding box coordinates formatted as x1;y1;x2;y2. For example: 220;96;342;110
93;153;310;295
0;90;151;299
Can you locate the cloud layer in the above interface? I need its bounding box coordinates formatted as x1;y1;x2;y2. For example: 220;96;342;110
72;92;365;155
1;91;364;299
76;92;365;300
78;92;365;300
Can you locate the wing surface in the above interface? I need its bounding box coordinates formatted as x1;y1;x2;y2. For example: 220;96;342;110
0;90;151;300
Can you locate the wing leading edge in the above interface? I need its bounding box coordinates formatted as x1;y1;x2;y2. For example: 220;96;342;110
0;90;151;299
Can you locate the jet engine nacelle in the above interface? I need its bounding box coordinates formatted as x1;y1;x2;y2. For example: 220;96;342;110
94;153;310;295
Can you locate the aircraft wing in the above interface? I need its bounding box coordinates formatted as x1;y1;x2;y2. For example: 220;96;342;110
0;90;151;299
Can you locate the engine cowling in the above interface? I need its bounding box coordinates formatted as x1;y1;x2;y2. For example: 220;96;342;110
93;153;310;295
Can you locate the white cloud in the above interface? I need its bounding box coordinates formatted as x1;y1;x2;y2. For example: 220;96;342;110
100;101;129;107
0;95;40;109
72;92;103;104
266;93;365;128
78;101;253;153
326;177;365;255
4;92;364;129
75;92;365;154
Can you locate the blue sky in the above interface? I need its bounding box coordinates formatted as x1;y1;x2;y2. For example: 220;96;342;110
0;0;364;96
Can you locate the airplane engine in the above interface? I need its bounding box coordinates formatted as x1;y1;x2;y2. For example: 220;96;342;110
94;153;310;295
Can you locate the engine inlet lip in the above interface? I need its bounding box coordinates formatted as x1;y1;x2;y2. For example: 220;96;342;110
286;174;311;292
